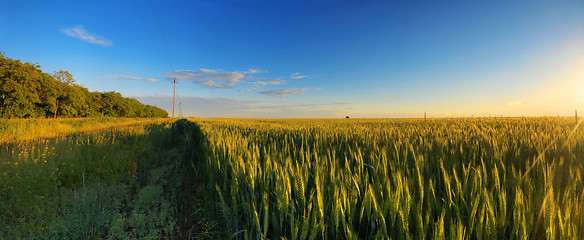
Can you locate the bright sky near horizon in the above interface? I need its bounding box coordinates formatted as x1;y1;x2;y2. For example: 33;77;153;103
2;0;584;118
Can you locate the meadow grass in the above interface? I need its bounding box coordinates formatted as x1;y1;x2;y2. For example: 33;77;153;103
0;118;203;239
193;117;584;239
0;117;165;144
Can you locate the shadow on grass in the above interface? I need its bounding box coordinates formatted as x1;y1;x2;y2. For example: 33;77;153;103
0;118;210;239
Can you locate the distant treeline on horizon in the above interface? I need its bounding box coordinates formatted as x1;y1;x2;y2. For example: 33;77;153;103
0;53;167;119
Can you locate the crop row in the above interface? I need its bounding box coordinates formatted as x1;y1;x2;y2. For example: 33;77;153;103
194;118;584;239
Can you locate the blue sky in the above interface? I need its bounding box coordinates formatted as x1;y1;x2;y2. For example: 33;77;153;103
2;0;584;118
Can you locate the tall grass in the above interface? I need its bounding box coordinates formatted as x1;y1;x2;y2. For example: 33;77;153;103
0;118;196;239
0;117;164;144
194;117;584;239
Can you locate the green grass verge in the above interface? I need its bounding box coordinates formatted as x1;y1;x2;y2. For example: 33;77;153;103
0;119;207;239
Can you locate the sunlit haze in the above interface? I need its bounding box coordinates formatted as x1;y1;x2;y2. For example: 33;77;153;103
2;0;584;118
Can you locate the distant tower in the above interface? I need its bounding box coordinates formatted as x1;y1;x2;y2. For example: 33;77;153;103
179;102;183;119
172;78;177;120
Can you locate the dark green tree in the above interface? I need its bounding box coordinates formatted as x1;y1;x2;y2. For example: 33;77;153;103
0;53;43;118
0;53;168;119
52;70;76;118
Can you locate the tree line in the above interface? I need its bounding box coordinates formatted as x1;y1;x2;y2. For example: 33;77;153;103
0;53;167;118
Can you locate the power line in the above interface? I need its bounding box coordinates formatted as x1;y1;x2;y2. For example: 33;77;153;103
148;0;174;70
131;0;179;119
132;0;163;62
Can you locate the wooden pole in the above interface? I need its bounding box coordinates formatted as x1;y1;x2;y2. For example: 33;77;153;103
424;112;426;121
172;78;176;120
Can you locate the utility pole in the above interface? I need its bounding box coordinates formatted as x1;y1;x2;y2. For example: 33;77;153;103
179;102;183;119
172;78;177;120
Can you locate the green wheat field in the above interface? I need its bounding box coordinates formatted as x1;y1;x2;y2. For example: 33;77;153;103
1;117;583;239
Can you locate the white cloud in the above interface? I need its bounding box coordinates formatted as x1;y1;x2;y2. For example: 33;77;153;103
199;68;218;73
164;68;310;91
249;80;286;86
166;69;245;88
245;76;266;80
290;72;308;79
97;75;158;82
245;68;267;74
259;88;306;98
60;25;113;47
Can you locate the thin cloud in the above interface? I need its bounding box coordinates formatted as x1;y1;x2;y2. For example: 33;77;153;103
259;88;306;98
97;75;158;82
245;76;266;80
166;69;245;88
60;25;113;47
245;101;358;118
134;95;355;118
249;80;286;86
256;102;357;109
199;68;218;73
333;102;359;105
134;95;262;118
244;68;267;74
290;72;308;79
165;68;306;90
